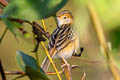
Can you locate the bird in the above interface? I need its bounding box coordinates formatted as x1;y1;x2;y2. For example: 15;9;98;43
41;10;80;72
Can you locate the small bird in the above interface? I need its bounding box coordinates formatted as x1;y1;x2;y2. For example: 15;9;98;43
41;10;80;72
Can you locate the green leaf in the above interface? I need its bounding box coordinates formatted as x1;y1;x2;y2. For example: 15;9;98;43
0;16;29;37
110;26;120;50
25;66;50;80
3;0;67;21
3;18;21;35
16;51;44;73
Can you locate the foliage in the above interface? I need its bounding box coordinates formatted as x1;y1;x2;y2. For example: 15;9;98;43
110;27;120;50
3;18;21;35
16;51;49;80
25;66;50;80
3;0;67;21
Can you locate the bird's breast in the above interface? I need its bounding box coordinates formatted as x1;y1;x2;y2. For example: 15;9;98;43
54;40;75;59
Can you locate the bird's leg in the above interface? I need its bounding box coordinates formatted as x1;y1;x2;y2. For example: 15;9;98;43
60;55;72;80
59;55;70;69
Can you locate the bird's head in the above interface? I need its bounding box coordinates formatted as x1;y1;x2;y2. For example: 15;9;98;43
57;10;73;26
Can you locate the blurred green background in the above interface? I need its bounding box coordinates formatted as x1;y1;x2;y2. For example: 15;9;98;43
0;0;120;80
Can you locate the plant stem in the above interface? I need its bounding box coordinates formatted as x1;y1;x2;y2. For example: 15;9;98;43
0;0;8;7
33;34;40;69
61;60;72;80
88;3;120;80
80;72;86;80
41;19;62;80
40;42;61;80
0;60;6;80
35;51;40;69
0;27;8;44
3;70;62;75
2;66;79;75
41;20;47;31
3;71;25;75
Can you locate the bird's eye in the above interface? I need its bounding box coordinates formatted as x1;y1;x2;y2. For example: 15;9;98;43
63;16;67;19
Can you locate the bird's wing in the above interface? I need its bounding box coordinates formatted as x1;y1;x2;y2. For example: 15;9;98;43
48;24;73;53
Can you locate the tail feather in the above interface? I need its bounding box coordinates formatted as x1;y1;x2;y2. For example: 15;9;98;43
41;56;50;72
41;48;57;72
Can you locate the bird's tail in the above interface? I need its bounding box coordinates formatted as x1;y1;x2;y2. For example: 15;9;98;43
41;48;57;72
41;56;50;72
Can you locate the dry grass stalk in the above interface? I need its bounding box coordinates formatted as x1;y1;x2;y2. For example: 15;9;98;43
88;3;120;80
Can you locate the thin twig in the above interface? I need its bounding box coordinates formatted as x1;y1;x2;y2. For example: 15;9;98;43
0;0;8;7
12;74;25;80
2;65;79;76
4;71;25;75
33;22;50;39
61;59;72;80
41;20;62;80
88;3;120;80
33;34;40;69
3;71;62;75
47;65;79;75
80;72;86;80
0;27;8;44
3;17;51;39
88;3;109;60
41;42;62;80
41;20;47;31
0;60;6;80
9;18;50;39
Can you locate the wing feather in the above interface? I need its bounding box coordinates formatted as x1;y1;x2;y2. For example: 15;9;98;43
48;24;73;52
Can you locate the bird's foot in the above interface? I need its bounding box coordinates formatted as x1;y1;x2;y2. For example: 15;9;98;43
61;63;70;68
